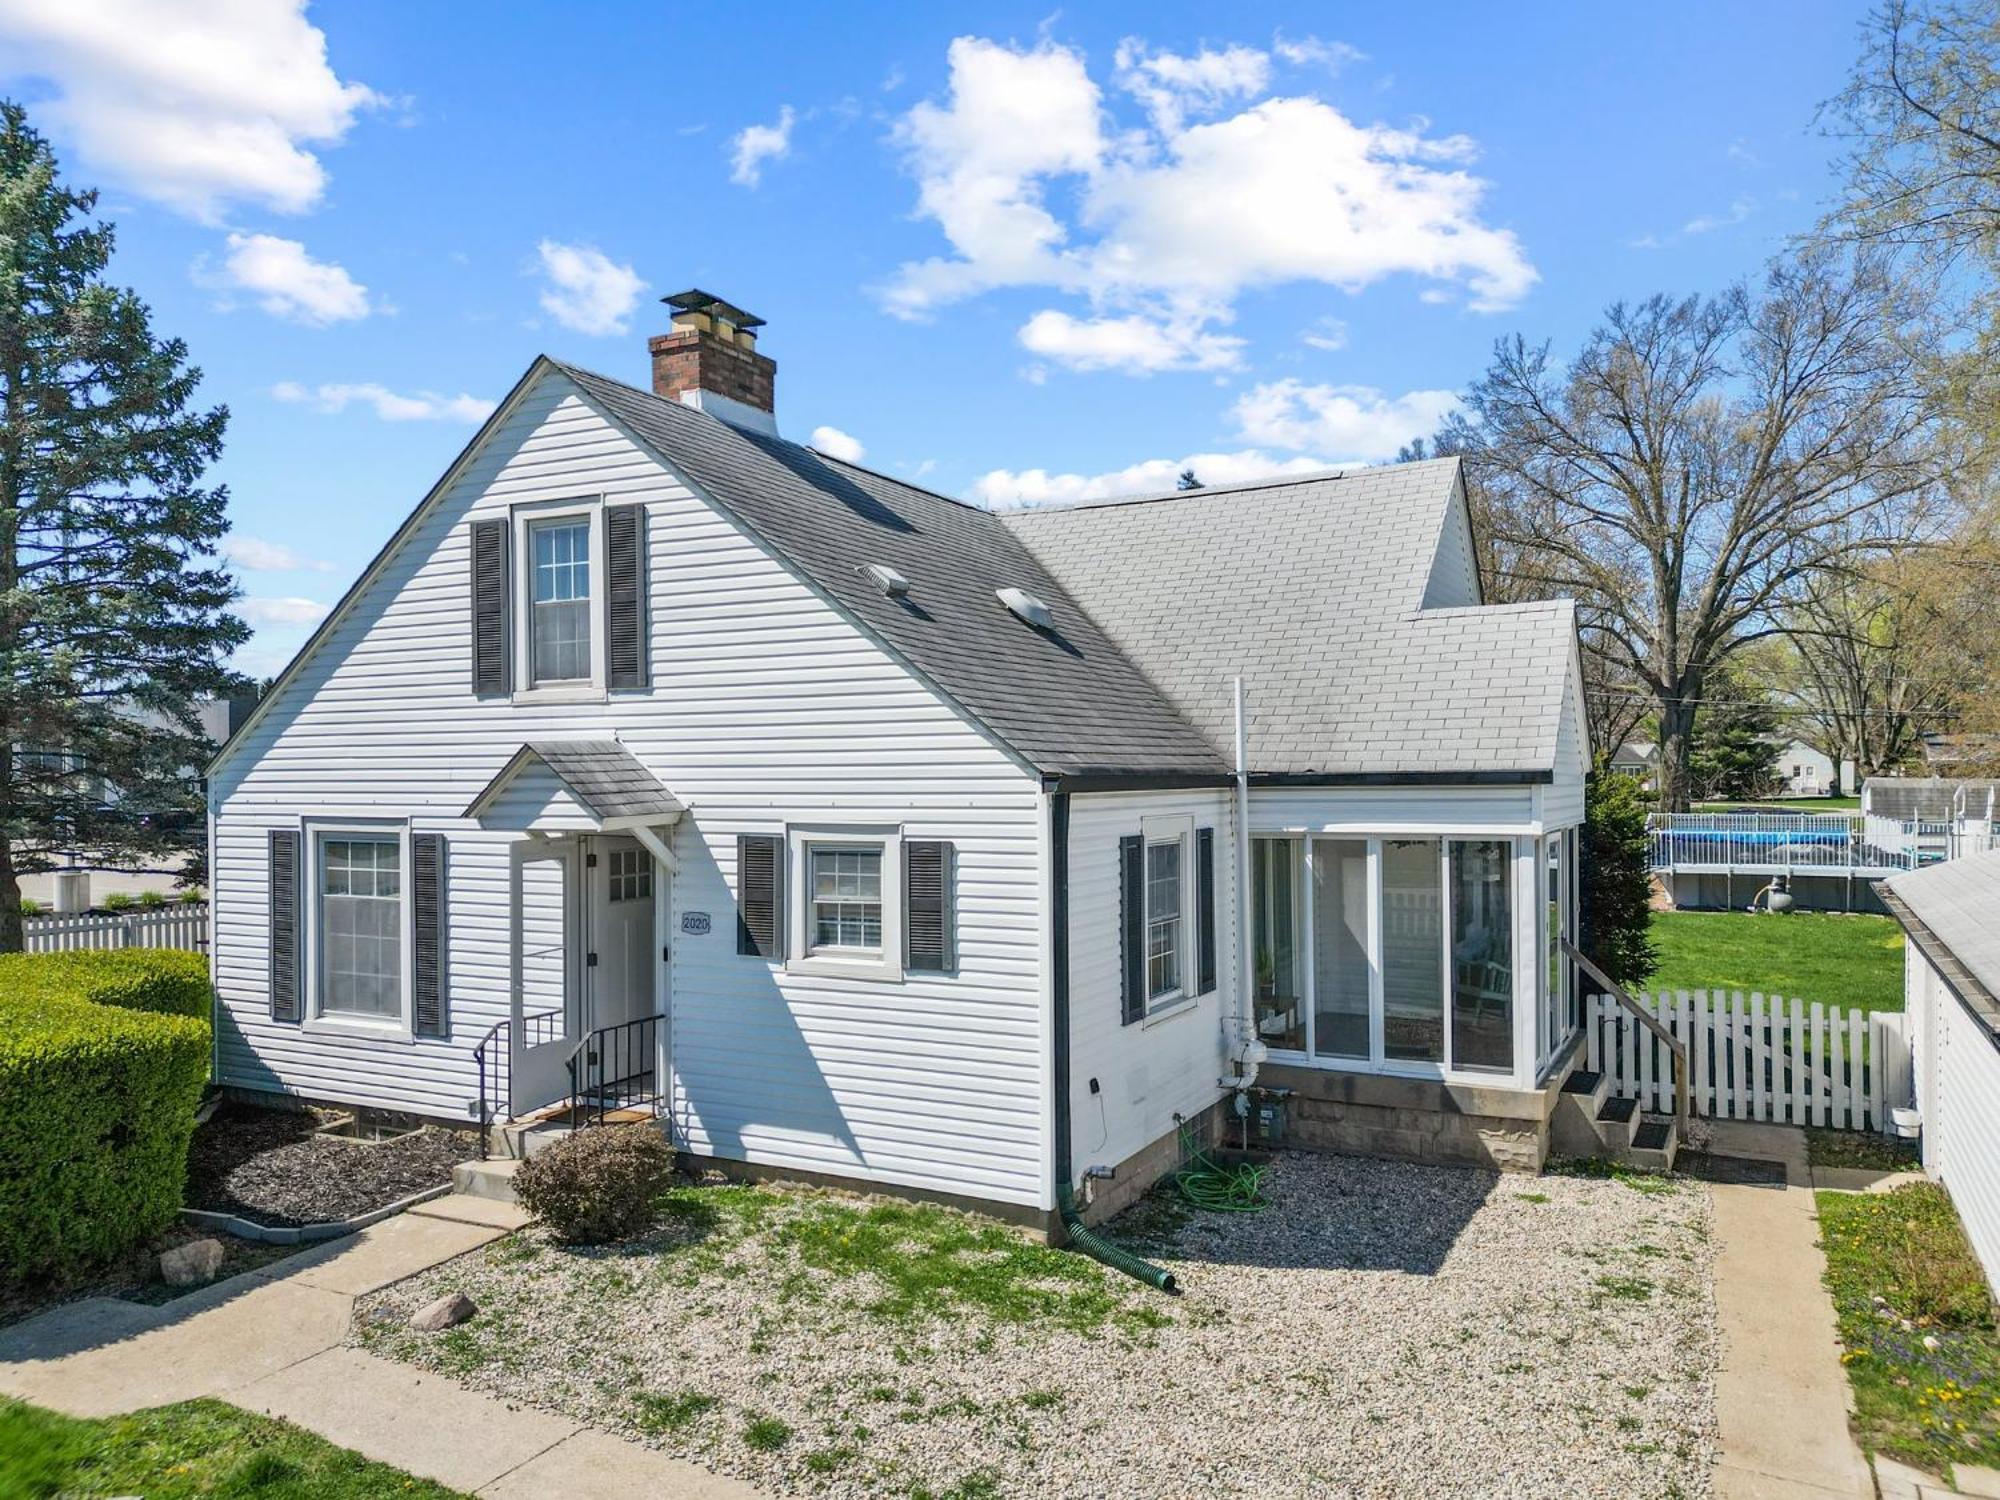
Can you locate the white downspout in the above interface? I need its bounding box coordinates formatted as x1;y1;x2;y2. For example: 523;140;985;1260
1221;675;1266;1095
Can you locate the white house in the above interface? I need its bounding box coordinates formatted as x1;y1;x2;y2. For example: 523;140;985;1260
1879;850;2000;1289
1776;738;1840;798
1610;741;1658;790
205;291;1596;1234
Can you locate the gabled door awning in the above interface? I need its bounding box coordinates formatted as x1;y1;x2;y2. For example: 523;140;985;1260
465;740;683;833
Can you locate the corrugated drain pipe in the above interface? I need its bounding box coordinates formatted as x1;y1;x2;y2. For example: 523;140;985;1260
1049;789;1179;1294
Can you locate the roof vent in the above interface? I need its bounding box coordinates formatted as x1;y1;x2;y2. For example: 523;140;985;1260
864;563;910;598
996;586;1053;630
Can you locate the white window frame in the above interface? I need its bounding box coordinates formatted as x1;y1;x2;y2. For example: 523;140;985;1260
510;497;607;703
301;817;414;1041
1140;815;1196;1022
785;823;904;982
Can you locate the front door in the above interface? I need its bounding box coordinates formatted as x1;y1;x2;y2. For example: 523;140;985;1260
588;836;657;1033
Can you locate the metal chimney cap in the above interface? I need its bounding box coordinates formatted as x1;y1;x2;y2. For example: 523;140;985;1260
662;289;766;329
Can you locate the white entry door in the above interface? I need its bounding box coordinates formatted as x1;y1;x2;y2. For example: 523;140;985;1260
588;836;658;1033
510;838;580;1115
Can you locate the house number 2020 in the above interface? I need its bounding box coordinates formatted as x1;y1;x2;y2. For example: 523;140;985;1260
680;912;712;936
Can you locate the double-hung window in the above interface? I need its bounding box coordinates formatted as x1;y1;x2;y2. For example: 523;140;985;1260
317;834;404;1024
1145;833;1186;1008
530;518;591;685
785;825;904;980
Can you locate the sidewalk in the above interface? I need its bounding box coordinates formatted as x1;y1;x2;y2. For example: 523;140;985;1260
0;1194;762;1498
1705;1120;1874;1500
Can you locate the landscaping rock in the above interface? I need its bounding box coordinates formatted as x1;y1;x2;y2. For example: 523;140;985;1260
158;1237;225;1286
409;1291;477;1331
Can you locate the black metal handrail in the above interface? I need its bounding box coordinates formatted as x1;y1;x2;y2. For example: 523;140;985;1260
472;1007;567;1159
566;1015;665;1130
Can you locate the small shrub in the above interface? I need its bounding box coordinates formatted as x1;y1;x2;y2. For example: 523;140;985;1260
102;892;135;911
0;949;212;1282
512;1125;678;1245
18;898;42;916
177;889;205;905
138;890;167;908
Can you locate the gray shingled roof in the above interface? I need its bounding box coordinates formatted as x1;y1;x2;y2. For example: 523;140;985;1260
554;362;1229;779
1880;849;2000;1028
1001;466;1577;777
466;739;684;822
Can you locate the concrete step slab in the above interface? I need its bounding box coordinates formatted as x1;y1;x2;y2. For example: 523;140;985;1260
453;1157;523;1205
414;1188;531;1228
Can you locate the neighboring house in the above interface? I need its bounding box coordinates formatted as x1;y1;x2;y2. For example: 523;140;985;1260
1879;849;2000;1289
1776;739;1840;798
1610;741;1657;790
205;291;1592;1232
1923;731;2000;776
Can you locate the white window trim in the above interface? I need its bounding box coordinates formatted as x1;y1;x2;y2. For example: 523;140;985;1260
511;496;607;703
1140;814;1196;1020
301;817;415;1043
786;823;904;982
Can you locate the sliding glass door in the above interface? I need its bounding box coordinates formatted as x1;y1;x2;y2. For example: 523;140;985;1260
1250;838;1304;1050
1311;839;1370;1060
1449;840;1514;1072
1381;840;1445;1063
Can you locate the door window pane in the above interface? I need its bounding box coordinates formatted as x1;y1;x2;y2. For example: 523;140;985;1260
1544;835;1564;1057
1451;840;1514;1073
531;519;591;683
320;836;402;1019
1145;838;1183;1001
1381;839;1443;1063
1311;838;1371;1059
1251;838;1303;1049
609;847;652;903
810;846;883;951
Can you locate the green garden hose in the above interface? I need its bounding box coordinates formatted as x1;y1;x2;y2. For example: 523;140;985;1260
1172;1124;1270;1212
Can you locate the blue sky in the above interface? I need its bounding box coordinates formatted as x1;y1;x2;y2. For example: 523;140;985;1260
0;1;1871;676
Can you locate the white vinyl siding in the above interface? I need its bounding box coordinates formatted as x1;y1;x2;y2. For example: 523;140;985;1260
209;373;1046;1209
1910;944;2000;1291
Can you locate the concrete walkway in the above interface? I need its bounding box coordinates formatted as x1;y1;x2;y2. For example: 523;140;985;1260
0;1194;762;1498
1705;1120;1874;1500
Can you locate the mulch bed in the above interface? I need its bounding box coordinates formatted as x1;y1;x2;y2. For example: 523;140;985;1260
184;1101;478;1228
0;1224;296;1329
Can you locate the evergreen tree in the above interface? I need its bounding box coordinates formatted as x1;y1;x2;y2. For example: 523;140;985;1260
1687;673;1782;802
0;103;245;950
1579;770;1658;989
1175;468;1204;491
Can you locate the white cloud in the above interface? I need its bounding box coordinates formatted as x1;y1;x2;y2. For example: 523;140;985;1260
206;232;372;325
534;240;646;336
1683;195;1756;235
238;595;330;627
0;0;381;221
1230;379;1458;460
1299;316;1348;351
1273;35;1366;71
811;424;865;462
1017;308;1243;374
881;35;1535;366
222;536;335;572
972;449;1336;509
272;380;495;422
730;105;796;187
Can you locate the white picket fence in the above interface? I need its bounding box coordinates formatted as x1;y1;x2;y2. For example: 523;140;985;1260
23;903;209;954
1586;990;1912;1135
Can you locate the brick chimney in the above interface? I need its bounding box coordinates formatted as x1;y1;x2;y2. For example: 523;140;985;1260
649;289;777;434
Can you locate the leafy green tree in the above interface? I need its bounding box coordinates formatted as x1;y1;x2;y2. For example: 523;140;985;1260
1580;770;1658;989
1687;673;1782;802
0;103;245;950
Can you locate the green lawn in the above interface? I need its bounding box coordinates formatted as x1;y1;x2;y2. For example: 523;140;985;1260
0;1397;469;1500
1646;909;1905;1012
1694;796;1862;812
1818;1184;2000;1480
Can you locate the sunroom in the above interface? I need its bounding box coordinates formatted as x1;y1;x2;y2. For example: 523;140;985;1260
1242;813;1583;1169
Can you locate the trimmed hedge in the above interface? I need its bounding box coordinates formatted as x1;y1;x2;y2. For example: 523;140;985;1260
0;949;212;1283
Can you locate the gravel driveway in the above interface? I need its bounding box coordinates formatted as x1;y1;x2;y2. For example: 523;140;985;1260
355;1151;1717;1499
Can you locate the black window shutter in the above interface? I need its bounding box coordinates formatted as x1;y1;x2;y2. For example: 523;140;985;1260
412;833;447;1038
737;834;783;958
904;840;954;972
269;829;301;1023
605;503;646;690
470;517;510;694
1119;833;1144;1026
1197;826;1217;995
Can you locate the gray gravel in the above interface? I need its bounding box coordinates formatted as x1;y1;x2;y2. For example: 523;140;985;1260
353;1152;1717;1499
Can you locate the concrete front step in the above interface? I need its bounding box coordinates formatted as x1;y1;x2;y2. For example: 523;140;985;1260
1622;1113;1679;1174
453;1156;523;1204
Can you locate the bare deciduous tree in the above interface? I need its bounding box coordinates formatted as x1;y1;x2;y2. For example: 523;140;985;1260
1450;250;1942;811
